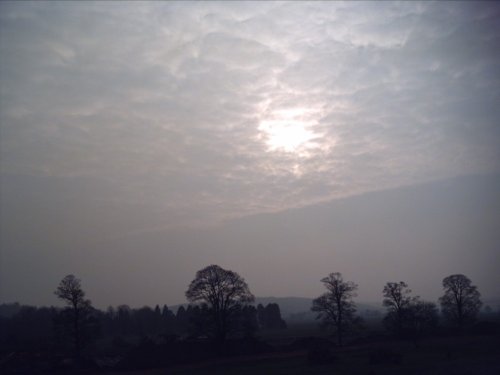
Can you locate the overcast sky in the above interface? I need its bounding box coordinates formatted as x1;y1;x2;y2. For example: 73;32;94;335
1;2;499;309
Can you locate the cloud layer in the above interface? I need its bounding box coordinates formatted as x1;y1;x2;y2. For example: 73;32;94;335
2;2;499;229
1;2;500;305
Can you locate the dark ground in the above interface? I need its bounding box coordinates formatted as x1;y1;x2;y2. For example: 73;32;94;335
94;335;500;375
3;320;500;375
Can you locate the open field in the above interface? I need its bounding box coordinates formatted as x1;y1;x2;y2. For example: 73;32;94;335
94;332;500;375
3;315;499;375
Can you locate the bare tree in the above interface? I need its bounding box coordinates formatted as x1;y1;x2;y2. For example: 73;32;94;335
54;274;92;357
382;281;413;336
439;274;482;330
311;272;358;346
185;264;254;343
408;299;439;339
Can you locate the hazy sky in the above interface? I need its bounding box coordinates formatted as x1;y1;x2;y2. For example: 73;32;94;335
1;2;499;309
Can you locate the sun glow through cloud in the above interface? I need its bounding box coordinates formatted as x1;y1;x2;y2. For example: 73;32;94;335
258;108;321;155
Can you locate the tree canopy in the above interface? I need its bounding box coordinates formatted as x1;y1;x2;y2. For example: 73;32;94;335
311;272;358;346
439;274;482;329
382;281;413;336
185;265;254;342
54;274;93;357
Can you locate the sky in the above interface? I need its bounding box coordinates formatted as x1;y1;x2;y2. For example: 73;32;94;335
1;1;499;309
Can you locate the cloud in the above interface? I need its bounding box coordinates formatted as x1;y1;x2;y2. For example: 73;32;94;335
1;1;500;232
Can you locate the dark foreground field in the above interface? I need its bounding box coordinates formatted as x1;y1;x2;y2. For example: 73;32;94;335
96;331;500;375
3;321;500;375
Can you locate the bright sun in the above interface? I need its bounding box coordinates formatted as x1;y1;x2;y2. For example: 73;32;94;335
258;108;319;154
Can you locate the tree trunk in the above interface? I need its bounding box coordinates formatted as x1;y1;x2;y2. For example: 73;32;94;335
337;322;343;346
74;308;80;358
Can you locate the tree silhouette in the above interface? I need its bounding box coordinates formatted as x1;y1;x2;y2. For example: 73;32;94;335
407;299;438;341
311;272;358;346
240;305;259;337
54;274;93;357
257;303;287;330
382;281;413;336
161;304;176;333
185;264;254;343
439;274;482;330
175;305;189;334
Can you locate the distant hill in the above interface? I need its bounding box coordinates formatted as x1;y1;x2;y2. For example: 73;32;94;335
254;296;312;316
170;296;384;322
255;297;384;321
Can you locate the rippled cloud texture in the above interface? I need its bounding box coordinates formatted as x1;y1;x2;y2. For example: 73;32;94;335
1;2;499;306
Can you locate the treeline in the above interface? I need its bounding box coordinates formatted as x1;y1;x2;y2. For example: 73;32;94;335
311;272;493;346
0;301;286;351
0;304;56;351
1;265;498;374
100;302;285;338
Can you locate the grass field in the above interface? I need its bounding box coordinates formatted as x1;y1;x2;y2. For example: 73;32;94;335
99;322;500;375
